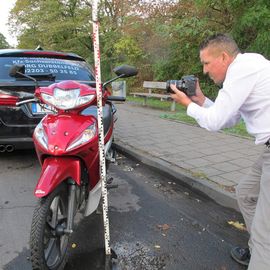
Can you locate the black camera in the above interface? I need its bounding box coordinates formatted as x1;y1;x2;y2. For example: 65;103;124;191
166;75;197;96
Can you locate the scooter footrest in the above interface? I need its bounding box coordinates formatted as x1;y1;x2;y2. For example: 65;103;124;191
107;184;118;189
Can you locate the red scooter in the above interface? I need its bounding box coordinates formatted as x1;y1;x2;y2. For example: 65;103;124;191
0;64;137;270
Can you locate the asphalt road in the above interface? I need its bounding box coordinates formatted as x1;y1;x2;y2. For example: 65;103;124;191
0;150;248;270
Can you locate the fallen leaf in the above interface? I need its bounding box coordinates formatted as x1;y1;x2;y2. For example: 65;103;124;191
157;224;170;231
227;220;247;231
224;186;236;193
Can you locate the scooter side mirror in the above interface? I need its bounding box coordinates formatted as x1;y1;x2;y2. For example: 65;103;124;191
9;64;26;78
102;65;138;89
113;65;138;78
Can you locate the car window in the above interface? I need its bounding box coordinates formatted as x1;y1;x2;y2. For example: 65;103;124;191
0;57;95;82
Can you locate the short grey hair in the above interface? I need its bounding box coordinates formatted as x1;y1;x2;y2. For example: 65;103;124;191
199;33;240;56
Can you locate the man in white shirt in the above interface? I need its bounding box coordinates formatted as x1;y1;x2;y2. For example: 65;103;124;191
170;33;270;270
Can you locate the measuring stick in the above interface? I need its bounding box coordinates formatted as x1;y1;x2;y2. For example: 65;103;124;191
92;0;111;256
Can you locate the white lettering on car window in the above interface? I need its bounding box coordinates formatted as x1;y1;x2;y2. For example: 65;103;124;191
11;58;80;76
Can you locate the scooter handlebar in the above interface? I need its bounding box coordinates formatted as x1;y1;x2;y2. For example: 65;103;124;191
107;96;126;102
0;92;36;107
16;98;37;106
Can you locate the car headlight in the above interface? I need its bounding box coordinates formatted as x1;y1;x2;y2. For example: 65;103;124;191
41;88;95;110
34;121;48;149
66;123;97;151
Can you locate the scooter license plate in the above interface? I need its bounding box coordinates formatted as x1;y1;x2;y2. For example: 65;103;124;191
31;103;53;114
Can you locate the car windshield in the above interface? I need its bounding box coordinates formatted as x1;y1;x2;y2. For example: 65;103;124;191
0;57;95;82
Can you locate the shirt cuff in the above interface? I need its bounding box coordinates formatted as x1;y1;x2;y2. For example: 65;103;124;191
187;102;201;118
203;97;213;108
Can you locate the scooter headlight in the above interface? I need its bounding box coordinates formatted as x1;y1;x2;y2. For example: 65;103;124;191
41;88;95;110
66;123;97;151
34;121;48;150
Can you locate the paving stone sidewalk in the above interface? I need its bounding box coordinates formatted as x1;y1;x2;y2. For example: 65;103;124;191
113;102;264;211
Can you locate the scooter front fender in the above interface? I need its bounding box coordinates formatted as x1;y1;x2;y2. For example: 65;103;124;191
34;157;81;198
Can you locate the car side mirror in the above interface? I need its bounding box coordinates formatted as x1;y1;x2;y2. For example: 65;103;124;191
113;65;138;78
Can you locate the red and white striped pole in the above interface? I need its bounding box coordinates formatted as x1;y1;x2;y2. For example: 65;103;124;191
92;0;111;256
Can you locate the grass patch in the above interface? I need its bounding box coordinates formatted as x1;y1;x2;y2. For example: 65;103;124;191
127;95;251;138
127;95;177;111
222;121;250;138
160;111;197;125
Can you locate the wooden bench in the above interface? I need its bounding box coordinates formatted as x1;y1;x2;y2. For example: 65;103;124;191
131;81;176;111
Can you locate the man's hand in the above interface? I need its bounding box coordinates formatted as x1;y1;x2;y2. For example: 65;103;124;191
170;84;192;107
189;80;205;106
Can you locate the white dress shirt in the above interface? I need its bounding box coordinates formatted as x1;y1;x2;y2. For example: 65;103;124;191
187;53;270;144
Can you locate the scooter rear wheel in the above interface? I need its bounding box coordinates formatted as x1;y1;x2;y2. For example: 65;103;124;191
30;183;69;270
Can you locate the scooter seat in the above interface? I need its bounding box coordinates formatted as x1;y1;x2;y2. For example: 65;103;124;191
81;105;113;135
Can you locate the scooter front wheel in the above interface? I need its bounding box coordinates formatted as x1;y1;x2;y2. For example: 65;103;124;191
30;183;69;270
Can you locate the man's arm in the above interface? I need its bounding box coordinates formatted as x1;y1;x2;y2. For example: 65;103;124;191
170;80;242;131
